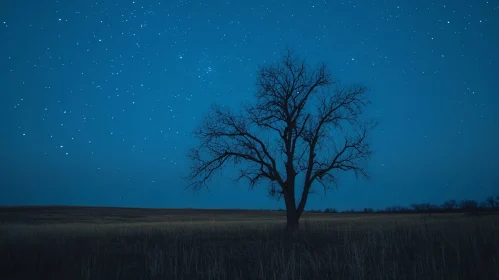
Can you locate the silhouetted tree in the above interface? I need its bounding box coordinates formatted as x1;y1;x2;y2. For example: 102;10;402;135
324;208;337;213
410;203;429;212
400;206;411;212
486;196;498;209
185;47;376;231
385;205;404;213
460;200;478;210
427;203;439;210
478;201;489;209
441;199;457;210
363;207;374;213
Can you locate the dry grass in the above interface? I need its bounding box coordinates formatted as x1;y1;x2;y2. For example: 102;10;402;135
0;206;498;280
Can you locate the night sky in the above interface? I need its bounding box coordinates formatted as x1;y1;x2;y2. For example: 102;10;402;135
1;0;498;211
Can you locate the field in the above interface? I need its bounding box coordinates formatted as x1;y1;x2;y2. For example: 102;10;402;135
1;206;498;280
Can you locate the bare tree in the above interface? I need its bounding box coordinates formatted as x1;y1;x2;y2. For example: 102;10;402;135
486;196;497;209
460;200;478;210
185;47;376;231
441;199;457;210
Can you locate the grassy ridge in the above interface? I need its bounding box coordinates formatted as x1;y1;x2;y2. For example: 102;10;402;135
1;206;498;280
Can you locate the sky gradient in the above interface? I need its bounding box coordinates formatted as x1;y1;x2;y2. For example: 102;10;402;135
1;0;498;211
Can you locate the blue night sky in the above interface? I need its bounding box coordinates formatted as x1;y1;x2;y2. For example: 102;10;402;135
1;0;498;211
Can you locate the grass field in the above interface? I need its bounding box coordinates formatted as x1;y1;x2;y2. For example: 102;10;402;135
1;206;498;280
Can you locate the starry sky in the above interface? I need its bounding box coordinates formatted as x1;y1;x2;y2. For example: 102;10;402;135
1;0;498;211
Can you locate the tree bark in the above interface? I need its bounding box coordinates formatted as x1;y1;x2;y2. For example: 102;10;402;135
284;186;299;231
285;205;299;231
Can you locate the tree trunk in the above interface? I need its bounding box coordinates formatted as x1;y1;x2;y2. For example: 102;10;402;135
285;206;299;231
284;168;299;231
284;189;299;231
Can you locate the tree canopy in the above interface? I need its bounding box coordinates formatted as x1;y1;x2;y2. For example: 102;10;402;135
186;47;376;230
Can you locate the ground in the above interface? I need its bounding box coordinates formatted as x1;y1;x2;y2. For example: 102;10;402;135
1;206;498;280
